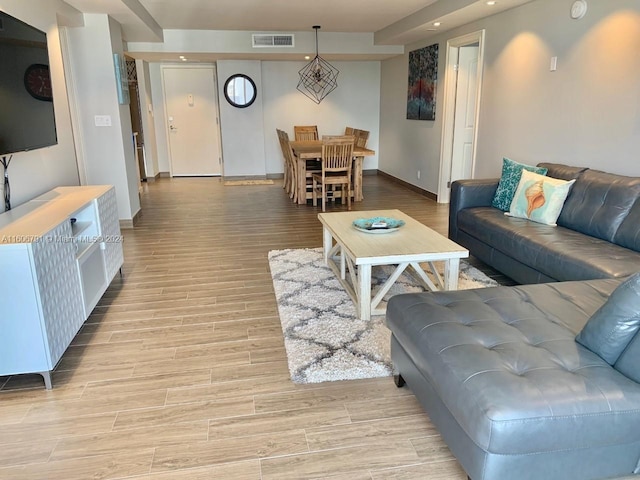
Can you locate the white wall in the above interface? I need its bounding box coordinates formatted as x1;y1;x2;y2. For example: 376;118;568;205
262;61;381;174
149;62;171;173
380;53;440;192
379;0;640;196
128;30;403;59
65;14;140;221
217;60;266;177
0;0;80;211
148;59;381;177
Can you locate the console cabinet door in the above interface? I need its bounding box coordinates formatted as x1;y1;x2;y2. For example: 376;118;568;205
0;245;49;373
31;221;84;366
97;187;124;282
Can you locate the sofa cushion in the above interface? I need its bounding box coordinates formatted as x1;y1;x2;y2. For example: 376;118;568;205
615;333;640;383
386;280;640;455
491;158;548;212
537;163;588;181
576;273;640;364
614;199;640;252
507;170;575;226
557;169;640;242
458;207;640;280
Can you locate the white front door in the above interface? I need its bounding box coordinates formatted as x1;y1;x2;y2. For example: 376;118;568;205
162;66;222;176
450;45;479;183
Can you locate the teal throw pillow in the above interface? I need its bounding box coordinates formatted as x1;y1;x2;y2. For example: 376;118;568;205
491;158;548;211
507;170;576;226
576;272;640;365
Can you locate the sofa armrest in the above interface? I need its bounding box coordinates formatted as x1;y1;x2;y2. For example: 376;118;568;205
449;178;499;241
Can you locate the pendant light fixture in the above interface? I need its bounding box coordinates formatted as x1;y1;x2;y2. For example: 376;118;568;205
297;26;339;104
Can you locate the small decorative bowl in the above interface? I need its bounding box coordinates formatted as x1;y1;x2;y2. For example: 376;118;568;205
353;217;405;233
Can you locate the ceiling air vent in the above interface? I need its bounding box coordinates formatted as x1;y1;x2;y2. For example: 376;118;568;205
252;34;294;48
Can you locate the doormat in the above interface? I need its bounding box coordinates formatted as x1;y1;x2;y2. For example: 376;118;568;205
223;179;275;186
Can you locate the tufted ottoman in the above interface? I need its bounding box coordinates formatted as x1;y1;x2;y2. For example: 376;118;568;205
386;279;640;480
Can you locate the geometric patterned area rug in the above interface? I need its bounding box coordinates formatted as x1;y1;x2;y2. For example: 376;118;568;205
268;247;500;384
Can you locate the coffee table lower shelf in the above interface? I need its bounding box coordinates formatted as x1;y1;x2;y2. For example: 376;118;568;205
323;238;466;321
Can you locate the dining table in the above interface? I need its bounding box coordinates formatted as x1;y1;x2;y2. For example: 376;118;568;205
289;140;376;206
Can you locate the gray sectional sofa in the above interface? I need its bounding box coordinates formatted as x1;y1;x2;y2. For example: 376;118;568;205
386;164;640;480
449;163;640;284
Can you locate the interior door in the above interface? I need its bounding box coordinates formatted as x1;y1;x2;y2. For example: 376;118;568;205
449;45;479;183
162;66;221;176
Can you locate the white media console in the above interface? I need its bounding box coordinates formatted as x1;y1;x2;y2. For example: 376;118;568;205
0;186;124;389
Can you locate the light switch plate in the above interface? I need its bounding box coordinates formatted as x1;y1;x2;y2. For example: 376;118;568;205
94;115;112;127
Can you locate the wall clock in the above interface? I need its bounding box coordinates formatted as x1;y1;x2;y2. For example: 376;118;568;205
24;63;53;101
570;0;588;20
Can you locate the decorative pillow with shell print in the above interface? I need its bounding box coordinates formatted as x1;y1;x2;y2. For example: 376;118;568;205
506;170;576;226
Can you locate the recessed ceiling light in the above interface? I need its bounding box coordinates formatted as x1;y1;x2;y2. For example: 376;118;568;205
486;1;497;5
181;58;187;61
179;55;185;59
433;22;441;27
305;55;310;60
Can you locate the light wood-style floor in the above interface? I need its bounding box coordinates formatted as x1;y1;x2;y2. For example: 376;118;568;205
0;175;469;479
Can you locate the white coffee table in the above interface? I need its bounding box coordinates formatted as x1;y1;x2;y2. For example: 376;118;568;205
317;209;469;320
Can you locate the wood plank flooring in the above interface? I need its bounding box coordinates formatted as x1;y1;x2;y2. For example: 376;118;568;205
0;175;468;479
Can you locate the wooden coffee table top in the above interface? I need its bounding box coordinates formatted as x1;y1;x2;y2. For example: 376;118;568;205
318;209;468;265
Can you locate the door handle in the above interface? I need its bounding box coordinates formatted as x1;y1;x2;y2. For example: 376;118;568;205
169;125;178;131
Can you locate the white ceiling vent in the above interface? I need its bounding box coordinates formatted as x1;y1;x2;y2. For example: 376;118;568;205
252;34;294;48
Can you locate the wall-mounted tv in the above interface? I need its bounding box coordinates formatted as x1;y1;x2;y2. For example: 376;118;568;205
0;10;57;157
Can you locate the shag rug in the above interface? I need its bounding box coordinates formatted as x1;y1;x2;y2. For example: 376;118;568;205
268;247;500;384
223;179;274;186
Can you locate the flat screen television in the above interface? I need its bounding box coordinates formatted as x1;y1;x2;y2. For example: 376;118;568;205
0;10;57;157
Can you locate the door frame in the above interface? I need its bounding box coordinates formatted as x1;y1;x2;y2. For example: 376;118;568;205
160;63;224;177
437;30;485;203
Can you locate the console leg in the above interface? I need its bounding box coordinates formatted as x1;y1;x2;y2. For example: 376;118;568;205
40;371;52;390
119;267;124;278
394;373;405;388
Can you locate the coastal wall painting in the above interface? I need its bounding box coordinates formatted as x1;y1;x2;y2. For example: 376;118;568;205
406;43;438;120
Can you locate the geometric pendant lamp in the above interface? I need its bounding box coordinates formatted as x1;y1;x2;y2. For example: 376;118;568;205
297;26;339;104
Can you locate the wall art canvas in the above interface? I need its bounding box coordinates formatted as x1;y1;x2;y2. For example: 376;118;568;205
407;43;439;120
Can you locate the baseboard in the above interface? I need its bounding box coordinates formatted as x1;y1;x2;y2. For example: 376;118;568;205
267;173;284;180
159;172;171;178
377;170;438;201
146;173;160;183
120;219;134;229
363;169;378;176
119;209;142;230
133;208;142;226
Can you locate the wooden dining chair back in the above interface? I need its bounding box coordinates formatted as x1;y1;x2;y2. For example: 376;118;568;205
353;129;370;148
294;125;319;141
312;135;355;212
344;126;354;136
276;129;297;202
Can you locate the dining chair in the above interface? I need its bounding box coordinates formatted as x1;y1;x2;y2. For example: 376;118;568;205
281;129;322;203
353;129;370;148
276;129;297;202
344;126;354;136
312;135;355;212
294;125;319;141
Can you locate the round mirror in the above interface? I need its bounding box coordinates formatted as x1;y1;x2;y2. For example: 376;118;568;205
223;74;257;108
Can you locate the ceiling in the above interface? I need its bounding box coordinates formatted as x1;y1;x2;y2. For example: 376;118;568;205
62;0;535;59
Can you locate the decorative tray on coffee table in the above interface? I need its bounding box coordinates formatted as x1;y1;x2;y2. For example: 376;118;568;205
352;216;405;234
